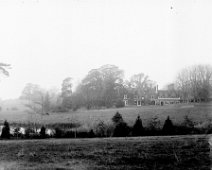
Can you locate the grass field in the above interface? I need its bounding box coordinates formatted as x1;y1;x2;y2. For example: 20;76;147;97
0;134;210;170
0;102;212;130
0;103;211;169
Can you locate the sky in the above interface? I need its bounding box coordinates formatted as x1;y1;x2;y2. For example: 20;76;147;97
0;0;212;100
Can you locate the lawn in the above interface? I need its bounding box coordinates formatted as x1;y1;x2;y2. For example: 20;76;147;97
0;103;212;130
0;135;210;170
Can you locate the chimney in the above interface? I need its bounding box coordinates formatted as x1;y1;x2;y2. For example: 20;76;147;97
156;85;158;94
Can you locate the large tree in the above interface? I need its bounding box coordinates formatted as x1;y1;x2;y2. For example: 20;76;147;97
20;83;50;114
100;65;124;107
61;77;73;109
176;64;212;102
76;64;124;108
129;73;156;103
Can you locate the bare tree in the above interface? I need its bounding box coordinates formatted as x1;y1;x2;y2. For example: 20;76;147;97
130;73;156;103
20;83;50;114
176;64;212;102
0;63;11;76
61;77;73;109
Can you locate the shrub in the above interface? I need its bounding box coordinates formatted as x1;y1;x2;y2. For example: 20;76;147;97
162;116;175;135
40;126;46;138
54;127;63;138
112;112;123;125
63;130;76;138
148;115;161;130
95;121;107;137
14;127;22;139
182;115;195;129
115;100;125;108
88;129;95;138
174;116;196;135
195;121;212;134
76;131;90;138
146;115;161;136
105;124;114;137
113;121;130;137
25;127;36;139
1;120;10;139
132;115;144;136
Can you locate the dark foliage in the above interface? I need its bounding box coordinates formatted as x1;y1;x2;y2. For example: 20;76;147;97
88;129;95;138
183;115;195;129
162;116;175;135
174;115;196;135
13;127;22;139
95;121;107;137
112;112;123;124
25;127;38;139
132;115;144;136
40;126;47;138
54;127;64;138
148;115;161;130
113;121;130;137
1;120;10;139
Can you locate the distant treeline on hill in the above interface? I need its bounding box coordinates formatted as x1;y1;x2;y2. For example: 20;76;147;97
0;112;212;140
19;64;212;115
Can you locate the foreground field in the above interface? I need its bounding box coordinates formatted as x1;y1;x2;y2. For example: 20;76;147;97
0;135;211;169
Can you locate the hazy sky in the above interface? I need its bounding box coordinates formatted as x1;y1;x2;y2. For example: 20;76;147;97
0;0;212;99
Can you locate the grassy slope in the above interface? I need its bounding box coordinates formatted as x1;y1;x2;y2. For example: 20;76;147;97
0;102;212;129
0;135;210;170
38;103;212;129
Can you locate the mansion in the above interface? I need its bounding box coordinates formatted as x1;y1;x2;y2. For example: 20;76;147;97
123;85;181;106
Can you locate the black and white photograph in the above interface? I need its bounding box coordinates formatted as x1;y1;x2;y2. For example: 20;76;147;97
0;0;212;169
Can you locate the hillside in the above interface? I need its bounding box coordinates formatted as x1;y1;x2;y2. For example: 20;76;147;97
0;102;211;130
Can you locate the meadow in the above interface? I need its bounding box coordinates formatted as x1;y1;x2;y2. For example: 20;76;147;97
0;102;211;169
0;102;212;130
0;135;210;170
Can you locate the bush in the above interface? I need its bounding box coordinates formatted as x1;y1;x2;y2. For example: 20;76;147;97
162;116;175;135
132;115;144;136
113;121;130;137
146;115;161;136
76;131;90;138
54;127;64;138
13;127;22;139
173;116;196;135
148;115;161;130
63;130;76;138
1;120;10;139
95;121;107;137
40;126;46;138
115;100;125;108
194;121;212;134
112;112;123;125
88;129;95;138
105;124;114;137
183;115;195;129
25;127;36;139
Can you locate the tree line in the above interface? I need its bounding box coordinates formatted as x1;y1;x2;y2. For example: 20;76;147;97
176;64;212;102
0;112;211;139
18;64;212;113
20;64;158;113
